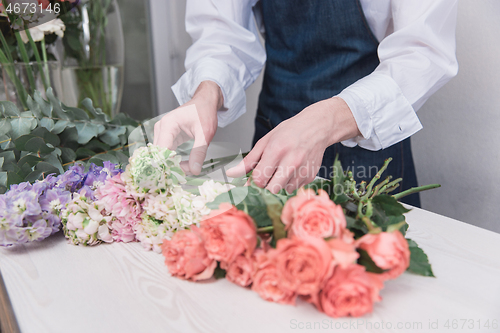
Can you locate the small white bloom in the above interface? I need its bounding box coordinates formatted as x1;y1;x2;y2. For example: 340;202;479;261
83;218;99;235
20;19;66;43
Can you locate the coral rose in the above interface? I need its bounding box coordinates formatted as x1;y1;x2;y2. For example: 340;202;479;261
161;227;216;281
272;236;334;295
198;203;257;263
222;254;254;287
281;189;346;239
327;238;359;268
317;264;383;318
252;252;297;305
356;231;410;280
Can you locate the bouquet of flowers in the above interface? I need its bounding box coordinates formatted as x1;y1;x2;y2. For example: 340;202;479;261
0;143;234;252
161;158;435;318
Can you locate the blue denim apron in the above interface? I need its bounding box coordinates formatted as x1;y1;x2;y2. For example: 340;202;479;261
254;0;420;206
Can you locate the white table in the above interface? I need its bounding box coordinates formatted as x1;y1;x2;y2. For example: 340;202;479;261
1;205;500;333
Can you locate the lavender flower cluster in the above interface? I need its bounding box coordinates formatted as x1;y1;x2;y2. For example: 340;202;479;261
0;162;121;247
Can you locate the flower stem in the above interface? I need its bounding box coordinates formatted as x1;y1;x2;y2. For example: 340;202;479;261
363;158;392;199
25;28;48;90
14;31;36;93
393;184;441;200
257;226;274;233
41;37;50;88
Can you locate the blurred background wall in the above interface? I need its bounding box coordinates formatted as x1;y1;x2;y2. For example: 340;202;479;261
121;0;500;233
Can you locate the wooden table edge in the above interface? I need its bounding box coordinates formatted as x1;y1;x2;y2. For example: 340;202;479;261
0;269;20;333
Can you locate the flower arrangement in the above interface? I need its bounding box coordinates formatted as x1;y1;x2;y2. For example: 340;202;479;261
0;90;436;318
161;158;436;318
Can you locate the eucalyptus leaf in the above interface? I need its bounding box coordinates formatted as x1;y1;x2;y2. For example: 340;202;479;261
31;127;60;147
33;90;53;117
99;126;126;146
0;119;12;135
75;147;96;159
10;116;33;138
60;147;77;164
75;122;99;145
84;139;110;152
88;153;119;165
27;95;42;118
43;152;64;174
25;137;55;155
17;154;43;168
52;120;71;134
46;88;74;121
0;101;20;117
40;117;55;132
0;134;13;150
0;171;6;188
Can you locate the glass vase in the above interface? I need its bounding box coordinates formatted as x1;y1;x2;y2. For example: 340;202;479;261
0;61;63;110
59;0;124;118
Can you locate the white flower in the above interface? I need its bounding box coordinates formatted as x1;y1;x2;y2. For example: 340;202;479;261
198;180;235;203
20;18;65;43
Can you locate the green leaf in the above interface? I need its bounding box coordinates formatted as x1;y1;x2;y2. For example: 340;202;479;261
357;249;386;274
75;147;96;159
0;134;13;150
406;239;435;277
10;116;33;138
372;195;410;216
99;126;126;147
0;119;12;135
40;118;55;132
26;95;42;118
81;98;108;123
43;152;64;174
7;171;24;188
52;120;71;134
346;216;369;235
213;263;226;280
30;127;60;147
63;105;90;121
60;147;77;164
59;127;79;150
0;101;20;117
262;191;286;241
75;122;99;145
207;186;274;228
25;162;59;182
84;139;110;153
46;88;74;121
14;134;35;151
0;172;7;188
17;154;43;168
88;153;119;166
24;137;55;155
33;91;53;117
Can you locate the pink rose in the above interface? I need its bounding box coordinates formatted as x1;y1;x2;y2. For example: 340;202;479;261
251;249;297;305
161;227;216;281
282;189;346;239
222;255;254;287
198;203;257;263
327;238;359;268
272;236;334;295
317;265;384;318
356;231;410;280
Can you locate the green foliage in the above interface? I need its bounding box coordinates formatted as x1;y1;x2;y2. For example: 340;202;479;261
0;88;139;193
406;239;435;277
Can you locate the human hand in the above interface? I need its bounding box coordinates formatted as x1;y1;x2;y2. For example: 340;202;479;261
153;81;223;175
226;97;361;194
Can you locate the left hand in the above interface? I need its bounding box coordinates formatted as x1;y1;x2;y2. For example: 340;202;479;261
226;97;361;194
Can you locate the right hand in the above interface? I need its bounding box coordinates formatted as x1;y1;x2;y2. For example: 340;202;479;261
153;81;223;175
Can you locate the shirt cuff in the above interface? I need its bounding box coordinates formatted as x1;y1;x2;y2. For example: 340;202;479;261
171;58;247;128
338;73;423;151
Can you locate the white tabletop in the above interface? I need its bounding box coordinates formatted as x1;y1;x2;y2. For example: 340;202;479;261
1;205;500;333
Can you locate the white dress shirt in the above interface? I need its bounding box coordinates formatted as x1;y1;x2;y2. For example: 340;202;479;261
172;0;458;151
